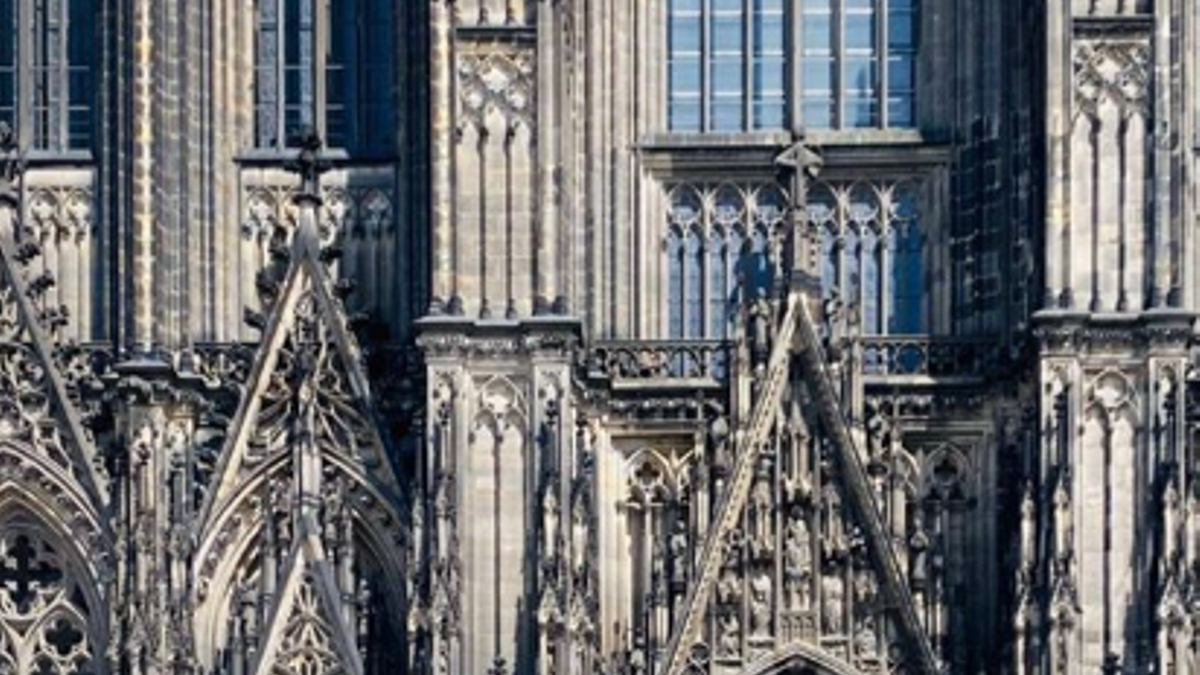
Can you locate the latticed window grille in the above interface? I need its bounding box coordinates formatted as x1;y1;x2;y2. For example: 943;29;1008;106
254;0;396;153
668;0;918;132
0;0;94;151
665;180;926;339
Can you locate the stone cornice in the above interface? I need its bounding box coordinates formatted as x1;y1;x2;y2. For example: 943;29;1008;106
416;315;582;360
1032;309;1196;355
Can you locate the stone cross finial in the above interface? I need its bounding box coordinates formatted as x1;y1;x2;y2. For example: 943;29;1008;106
284;126;331;201
775;133;823;295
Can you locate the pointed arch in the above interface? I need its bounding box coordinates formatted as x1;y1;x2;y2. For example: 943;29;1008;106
0;497;108;675
193;453;408;675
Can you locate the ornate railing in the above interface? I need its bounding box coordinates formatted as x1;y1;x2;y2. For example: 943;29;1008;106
587;340;731;385
860;335;999;379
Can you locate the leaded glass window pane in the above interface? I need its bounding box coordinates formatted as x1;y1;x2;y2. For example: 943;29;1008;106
256;0;396;153
801;0;835;129
752;0;785;128
668;0;703;131
66;0;93;149
667;0;786;132
799;0;919;129
887;0;918;128
0;0;14;131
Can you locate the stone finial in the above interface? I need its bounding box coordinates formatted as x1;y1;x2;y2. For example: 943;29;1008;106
0;121;24;208
284;126;331;204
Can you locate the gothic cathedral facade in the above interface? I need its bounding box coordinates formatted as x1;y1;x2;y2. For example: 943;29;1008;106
0;1;1194;674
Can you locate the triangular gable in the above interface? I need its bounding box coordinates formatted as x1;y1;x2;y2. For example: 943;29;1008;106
662;294;937;675
251;514;366;675
0;233;109;524
197;222;405;534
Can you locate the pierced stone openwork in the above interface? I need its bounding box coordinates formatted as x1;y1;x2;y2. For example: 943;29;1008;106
664;183;787;339
808;180;925;335
0;514;99;675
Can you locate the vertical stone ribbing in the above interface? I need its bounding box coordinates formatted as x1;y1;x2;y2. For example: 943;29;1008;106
130;0;155;352
535;0;556;314
430;0;455;312
1045;0;1071;308
1151;0;1173;306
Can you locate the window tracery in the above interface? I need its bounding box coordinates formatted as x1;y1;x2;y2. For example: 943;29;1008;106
809;180;926;335
664;179;926;339
0;518;98;675
665;183;786;339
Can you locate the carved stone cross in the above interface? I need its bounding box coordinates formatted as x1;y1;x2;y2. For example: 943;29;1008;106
0;534;63;611
774;134;823;296
284;127;332;201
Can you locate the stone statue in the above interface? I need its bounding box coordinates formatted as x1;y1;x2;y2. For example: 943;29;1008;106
542;483;559;561
749;571;772;636
748;477;774;559
669;519;688;586
784;511;813;611
717;612;741;656
823;573;845;635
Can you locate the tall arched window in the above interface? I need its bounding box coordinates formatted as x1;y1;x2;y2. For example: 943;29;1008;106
0;0;95;151
255;0;396;154
889;187;925;333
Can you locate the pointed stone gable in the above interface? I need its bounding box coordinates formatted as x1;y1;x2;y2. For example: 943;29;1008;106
251;518;366;675
197;223;405;533
0;232;109;530
663;295;937;675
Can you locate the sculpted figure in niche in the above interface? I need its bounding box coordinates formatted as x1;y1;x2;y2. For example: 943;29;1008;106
717;612;741;657
717;567;739;607
571;495;589;577
748;296;772;368
748;465;774;559
669;517;688;586
749;571;772;636
784;508;813;611
542;482;559;561
823;572;845;635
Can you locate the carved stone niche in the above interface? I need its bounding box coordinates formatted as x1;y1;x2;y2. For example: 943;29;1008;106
12;168;99;342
